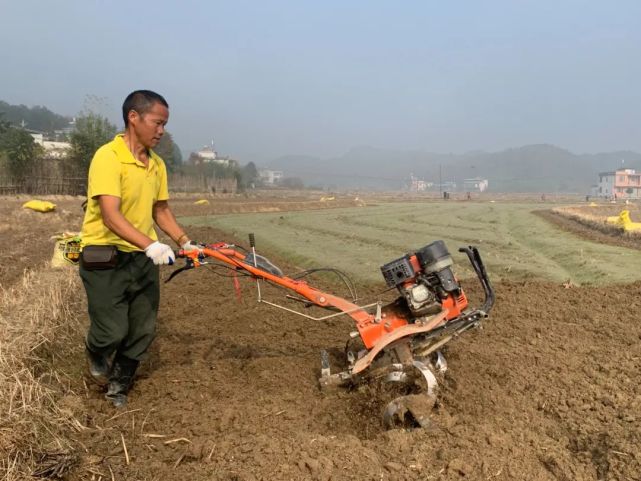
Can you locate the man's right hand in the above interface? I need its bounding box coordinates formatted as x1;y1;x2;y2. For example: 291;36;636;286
144;241;176;265
181;240;203;254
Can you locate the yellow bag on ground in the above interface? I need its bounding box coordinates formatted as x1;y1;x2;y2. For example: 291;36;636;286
51;232;82;267
606;210;641;232
23;200;56;212
194;199;210;205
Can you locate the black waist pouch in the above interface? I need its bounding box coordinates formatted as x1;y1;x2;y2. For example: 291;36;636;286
81;245;118;270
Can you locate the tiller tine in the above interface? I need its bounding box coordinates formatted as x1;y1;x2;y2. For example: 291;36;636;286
381;359;441;429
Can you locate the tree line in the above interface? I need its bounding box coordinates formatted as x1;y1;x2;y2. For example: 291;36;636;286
0;101;261;194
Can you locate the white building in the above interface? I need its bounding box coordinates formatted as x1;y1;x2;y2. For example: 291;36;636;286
409;174;432;192
259;169;284;185
30;133;44;144
43;141;71;158
30;133;70;158
463;178;489;192
191;146;233;166
195;146;217;162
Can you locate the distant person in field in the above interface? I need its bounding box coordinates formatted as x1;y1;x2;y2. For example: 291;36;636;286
79;90;201;407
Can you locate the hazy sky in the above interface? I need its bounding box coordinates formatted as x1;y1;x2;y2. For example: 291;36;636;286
1;1;640;163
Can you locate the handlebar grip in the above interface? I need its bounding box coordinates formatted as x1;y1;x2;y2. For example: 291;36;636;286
249;233;255;248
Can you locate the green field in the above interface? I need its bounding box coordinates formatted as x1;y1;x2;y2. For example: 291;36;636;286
181;201;641;286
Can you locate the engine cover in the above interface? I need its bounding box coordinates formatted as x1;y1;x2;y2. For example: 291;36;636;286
400;282;441;315
381;255;414;287
380;240;464;317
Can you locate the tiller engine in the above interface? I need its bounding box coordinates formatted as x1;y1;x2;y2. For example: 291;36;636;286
171;237;494;429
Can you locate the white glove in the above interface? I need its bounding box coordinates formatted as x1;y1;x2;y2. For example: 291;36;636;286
181;240;203;253
144;241;176;265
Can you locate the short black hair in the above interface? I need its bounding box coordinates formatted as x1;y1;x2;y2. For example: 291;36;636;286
122;90;169;127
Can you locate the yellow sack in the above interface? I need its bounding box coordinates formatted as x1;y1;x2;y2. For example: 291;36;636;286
23;200;56;212
607;210;631;226
606;210;641;232
194;199;210;205
51;232;82;267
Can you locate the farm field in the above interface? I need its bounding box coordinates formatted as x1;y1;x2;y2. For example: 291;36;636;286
1;195;640;481
183;201;641;286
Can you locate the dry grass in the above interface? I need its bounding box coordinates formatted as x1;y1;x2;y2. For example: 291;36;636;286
552;205;641;239
0;267;84;480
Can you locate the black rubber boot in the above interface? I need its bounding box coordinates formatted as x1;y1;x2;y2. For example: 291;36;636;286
85;345;110;386
105;355;139;408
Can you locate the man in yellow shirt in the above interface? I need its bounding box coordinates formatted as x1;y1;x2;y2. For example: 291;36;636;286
80;90;198;407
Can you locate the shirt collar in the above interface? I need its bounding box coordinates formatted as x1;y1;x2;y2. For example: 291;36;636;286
112;134;158;171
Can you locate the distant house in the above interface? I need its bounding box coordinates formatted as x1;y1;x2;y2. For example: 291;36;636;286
195;146;217;162
29;132;44;144
42;140;71;158
259;169;283;185
463;177;489;192
409;174;432;192
30;132;70;158
598;169;641;199
411;179;428;192
190;145;234;166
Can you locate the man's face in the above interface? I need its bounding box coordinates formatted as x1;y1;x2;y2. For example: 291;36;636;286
130;102;169;149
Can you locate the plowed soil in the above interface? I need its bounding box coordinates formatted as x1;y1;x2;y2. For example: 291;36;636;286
2;196;640;480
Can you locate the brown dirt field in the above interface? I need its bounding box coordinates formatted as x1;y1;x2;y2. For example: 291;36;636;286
2;196;640;480
0;196;86;287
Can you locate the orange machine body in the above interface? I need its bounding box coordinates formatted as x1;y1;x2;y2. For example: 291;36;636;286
186;247;468;350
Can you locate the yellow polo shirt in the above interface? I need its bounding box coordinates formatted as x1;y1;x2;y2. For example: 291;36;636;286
80;134;169;252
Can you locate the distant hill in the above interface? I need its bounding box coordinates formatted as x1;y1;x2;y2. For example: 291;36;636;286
266;144;641;193
0;100;73;134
